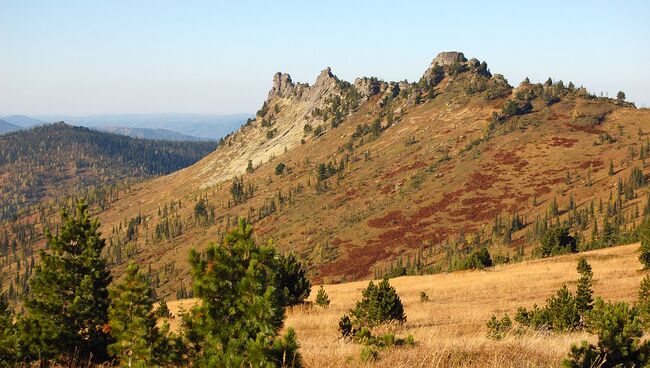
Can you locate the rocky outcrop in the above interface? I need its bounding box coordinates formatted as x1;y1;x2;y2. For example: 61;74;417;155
430;51;467;66
268;73;295;99
354;77;382;99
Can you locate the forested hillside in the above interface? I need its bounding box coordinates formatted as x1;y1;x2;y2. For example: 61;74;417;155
0;122;217;221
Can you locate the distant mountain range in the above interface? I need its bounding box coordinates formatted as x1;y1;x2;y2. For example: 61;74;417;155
0;113;251;141
1;115;44;128
97;126;212;142
0;119;22;134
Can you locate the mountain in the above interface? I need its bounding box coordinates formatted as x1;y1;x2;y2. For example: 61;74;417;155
97;126;212;142
1;114;43;128
34;113;251;140
0;122;217;222
1;51;648;301
0;119;21;134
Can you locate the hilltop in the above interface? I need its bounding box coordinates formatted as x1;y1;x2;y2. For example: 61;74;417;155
1;51;649;302
0;123;217;222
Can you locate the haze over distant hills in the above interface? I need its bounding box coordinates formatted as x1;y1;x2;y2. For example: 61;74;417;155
31;113;251;140
0;119;21;134
97;126;212;142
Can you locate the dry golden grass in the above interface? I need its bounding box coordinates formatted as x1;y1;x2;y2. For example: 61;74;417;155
167;243;646;367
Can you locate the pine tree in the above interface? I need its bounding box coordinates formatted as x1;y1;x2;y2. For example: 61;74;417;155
549;197;559;217
563;299;647;367
639;239;650;269
0;294;17;367
315;286;330;308
185;218;301;367
276;253;311;307
350;278;406;327
20;200;112;362
575;258;594;316
638;275;650;329
155;300;172;319
108;263;166;367
609;160;615;176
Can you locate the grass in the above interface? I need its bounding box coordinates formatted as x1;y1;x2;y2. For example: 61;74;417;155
167;242;644;367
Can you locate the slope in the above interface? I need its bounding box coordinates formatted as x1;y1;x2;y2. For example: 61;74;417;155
1;51;649;302
165;242;644;367
0;122;217;222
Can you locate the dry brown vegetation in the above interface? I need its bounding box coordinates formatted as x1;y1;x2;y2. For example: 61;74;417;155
164;243;645;367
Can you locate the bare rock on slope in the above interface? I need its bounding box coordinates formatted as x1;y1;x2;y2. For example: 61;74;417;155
430;51;467;66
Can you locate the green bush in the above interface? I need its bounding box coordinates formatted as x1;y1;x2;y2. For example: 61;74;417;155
638;275;650;328
639;239;650;269
315;286;330;308
338;314;353;338
563;299;648;368
274;162;286;176
349;278;406;328
463;248;493;270
359;346;379;363
546;285;580;332
486;314;512;340
536;226;577;257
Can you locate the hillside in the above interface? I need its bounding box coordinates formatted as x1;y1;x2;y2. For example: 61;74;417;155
0;119;21;134
0;122;217;222
165;243;644;367
1;51;649;302
98;126;211;142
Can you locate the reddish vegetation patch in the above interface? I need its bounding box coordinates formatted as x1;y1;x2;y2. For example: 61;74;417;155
319;243;391;280
576;159;603;170
548;113;569;121
493;150;529;171
465;172;500;192
549;136;579;148
367;210;406;229
566;123;604;134
382;161;427;179
413;190;464;221
452;194;509;222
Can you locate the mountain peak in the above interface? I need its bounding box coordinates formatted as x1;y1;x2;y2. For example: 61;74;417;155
430;51;467;66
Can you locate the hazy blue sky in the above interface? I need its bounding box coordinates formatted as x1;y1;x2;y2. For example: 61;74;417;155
1;0;649;115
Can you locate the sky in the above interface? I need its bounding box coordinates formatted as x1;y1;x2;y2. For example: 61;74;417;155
1;0;649;116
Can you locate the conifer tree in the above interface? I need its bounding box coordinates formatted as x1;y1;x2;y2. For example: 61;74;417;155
315;286;330;308
0;294;17;367
185;218;301;367
20;200;112;362
108;263;165;367
640;238;650;269
155;300;172;319
276;253;311;307
350;278;406;327
575;258;594;316
638;276;650;329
